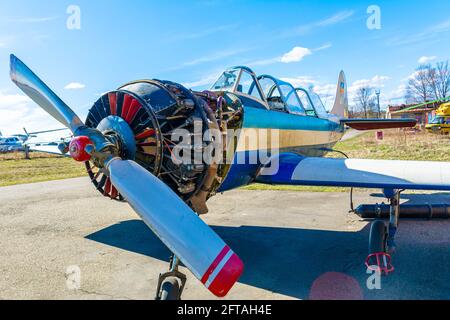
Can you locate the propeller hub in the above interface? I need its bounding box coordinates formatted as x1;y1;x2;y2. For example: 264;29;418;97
69;136;94;162
97;116;136;160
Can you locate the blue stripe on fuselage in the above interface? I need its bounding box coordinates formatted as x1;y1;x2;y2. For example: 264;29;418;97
243;106;342;132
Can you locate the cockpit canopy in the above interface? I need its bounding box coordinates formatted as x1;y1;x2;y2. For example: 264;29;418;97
211;66;328;118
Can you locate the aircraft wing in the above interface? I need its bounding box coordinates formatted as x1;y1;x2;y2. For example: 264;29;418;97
26;144;68;156
341;118;417;130
256;153;450;191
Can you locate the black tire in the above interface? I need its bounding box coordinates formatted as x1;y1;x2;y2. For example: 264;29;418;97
369;220;388;254
159;278;180;300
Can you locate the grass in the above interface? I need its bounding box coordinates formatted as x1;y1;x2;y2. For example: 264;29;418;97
334;130;450;162
0;152;86;187
0;130;448;189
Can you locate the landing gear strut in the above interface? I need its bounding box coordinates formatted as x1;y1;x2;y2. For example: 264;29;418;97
155;255;187;300
365;190;402;275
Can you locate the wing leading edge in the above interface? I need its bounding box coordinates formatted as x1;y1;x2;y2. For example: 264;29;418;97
257;153;450;191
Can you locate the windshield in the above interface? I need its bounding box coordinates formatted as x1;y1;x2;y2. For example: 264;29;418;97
236;71;264;101
211;70;239;91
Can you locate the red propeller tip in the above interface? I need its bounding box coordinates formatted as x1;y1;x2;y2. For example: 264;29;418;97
201;246;244;297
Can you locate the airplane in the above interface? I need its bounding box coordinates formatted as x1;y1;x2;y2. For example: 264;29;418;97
0;135;24;152
9;55;450;300
0;128;68;153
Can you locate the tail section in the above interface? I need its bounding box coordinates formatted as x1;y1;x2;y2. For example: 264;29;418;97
330;71;348;118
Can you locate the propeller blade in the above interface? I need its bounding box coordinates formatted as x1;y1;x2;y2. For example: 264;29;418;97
107;159;244;297
9;54;84;133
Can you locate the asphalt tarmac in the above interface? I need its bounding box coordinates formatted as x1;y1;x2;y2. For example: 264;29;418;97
1;178;449;300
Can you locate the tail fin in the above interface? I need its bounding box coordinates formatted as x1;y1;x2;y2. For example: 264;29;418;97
330;71;348;118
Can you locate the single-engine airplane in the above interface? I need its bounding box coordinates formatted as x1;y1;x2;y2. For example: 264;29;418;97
0;127;67;152
9;55;450;300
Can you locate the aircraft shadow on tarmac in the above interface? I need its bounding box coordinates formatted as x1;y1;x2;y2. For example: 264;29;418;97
86;208;450;300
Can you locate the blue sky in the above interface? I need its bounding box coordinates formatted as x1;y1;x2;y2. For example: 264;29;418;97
1;0;450;135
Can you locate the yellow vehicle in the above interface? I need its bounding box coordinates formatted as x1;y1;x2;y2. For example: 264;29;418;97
426;102;450;134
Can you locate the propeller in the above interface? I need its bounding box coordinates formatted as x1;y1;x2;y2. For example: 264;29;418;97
9;54;243;297
10;55;84;133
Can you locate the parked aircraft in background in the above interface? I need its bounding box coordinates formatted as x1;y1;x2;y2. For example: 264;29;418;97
0;135;24;152
0;128;68;153
426;102;450;134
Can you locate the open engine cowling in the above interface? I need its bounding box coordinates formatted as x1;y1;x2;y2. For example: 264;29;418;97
84;80;230;213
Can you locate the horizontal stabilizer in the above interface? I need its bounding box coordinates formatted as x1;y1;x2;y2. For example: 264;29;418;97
341;118;417;130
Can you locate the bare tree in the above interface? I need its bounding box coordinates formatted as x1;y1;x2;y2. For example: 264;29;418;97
355;87;375;118
406;60;450;103
407;65;434;103
436;61;450;99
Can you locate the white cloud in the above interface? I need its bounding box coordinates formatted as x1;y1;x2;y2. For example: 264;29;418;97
288;10;354;36
251;46;313;66
280;76;318;88
314;43;333;52
182;48;250;68
428;19;450;34
347;75;391;108
64;82;85;90
182;74;219;89
249;57;280;67
5;16;58;23
280;47;312;63
387;84;408;102
0;90;61;135
418;56;437;64
316;10;355;27
349;75;390;93
388;19;450;46
0;35;16;49
168;24;239;41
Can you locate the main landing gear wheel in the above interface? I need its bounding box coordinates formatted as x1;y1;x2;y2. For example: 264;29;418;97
369;220;388;254
159;278;181;301
366;220;394;275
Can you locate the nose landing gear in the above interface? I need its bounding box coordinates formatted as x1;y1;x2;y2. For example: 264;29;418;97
155;256;187;300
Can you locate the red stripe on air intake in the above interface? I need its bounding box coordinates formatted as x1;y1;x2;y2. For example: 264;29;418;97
121;94;133;119
108;93;117;116
124;99;141;124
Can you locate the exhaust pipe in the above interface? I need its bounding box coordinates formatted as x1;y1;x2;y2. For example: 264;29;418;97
355;204;450;219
